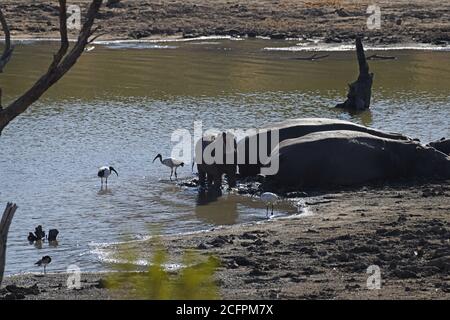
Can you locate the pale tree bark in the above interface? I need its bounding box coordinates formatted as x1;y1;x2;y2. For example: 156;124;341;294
336;37;374;110
0;0;104;134
0;203;17;287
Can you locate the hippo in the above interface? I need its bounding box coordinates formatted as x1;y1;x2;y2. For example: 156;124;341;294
195;131;237;191
428;138;450;156
264;130;450;189
238;118;410;177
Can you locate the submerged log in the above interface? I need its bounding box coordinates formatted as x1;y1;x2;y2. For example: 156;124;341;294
366;54;397;60
293;53;330;61
336;37;373;110
0;203;17;287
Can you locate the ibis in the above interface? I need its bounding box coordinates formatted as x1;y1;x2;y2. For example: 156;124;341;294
98;166;118;186
153;154;184;180
260;192;279;217
35;256;52;275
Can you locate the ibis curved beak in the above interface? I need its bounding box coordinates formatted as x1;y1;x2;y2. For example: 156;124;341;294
153;154;161;163
110;167;118;176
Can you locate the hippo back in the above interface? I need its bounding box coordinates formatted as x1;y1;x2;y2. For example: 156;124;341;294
238;118;410;177
266;130;450;189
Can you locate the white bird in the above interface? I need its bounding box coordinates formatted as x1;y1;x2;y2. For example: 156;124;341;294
153;154;184;180
85;45;95;52
260;192;279;217
35;255;52;275
98;166;118;186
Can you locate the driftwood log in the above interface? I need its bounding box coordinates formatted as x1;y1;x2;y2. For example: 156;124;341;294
367;54;397;61
294;53;330;61
0;0;103;135
336;37;373;110
0;203;17;287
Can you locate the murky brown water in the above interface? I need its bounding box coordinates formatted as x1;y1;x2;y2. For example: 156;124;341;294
0;38;449;274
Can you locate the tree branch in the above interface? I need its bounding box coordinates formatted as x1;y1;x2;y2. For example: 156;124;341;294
88;31;108;44
0;0;103;134
47;0;69;72
0;202;18;287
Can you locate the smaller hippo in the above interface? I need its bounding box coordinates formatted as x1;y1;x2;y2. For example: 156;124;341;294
195;131;237;192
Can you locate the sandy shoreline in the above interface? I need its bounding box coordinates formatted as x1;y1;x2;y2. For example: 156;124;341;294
2;181;449;300
1;0;449;45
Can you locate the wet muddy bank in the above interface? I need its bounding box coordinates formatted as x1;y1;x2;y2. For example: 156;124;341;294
3;181;450;299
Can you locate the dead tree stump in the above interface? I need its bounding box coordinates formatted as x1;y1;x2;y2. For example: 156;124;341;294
0;202;17;287
336;37;373;110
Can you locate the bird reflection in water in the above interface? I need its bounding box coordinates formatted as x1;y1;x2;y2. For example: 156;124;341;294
34;240;43;249
98;186;114;195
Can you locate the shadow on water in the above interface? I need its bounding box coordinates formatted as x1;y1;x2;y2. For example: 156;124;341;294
195;190;238;225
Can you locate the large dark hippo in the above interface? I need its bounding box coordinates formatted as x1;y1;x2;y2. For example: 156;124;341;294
428;138;450;156
237;118;410;177
195;131;237;191
264;130;450;189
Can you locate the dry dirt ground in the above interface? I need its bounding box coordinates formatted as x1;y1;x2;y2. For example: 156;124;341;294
1;0;449;44
3;182;450;300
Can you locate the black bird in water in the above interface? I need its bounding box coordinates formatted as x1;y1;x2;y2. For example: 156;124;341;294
35;256;52;274
35;225;46;240
48;229;59;242
28;232;37;243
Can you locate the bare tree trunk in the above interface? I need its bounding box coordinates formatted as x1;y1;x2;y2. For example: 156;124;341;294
0;203;17;287
336;37;374;110
0;0;104;135
0;8;14;74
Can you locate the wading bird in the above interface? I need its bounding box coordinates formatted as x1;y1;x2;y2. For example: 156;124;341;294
34;225;45;240
98;166;118;186
153;154;184;180
260;192;279;217
35;256;52;275
27;232;37;243
48;229;59;242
